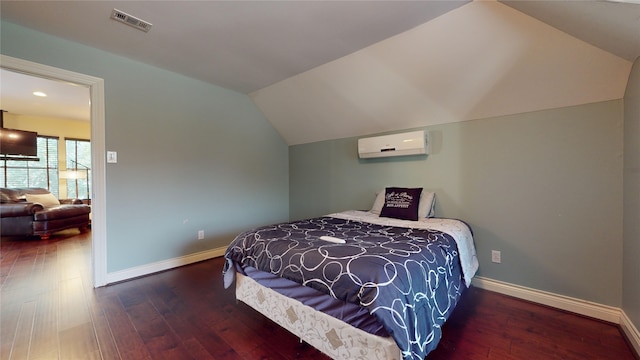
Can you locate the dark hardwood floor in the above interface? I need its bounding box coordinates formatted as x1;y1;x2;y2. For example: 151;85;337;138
1;231;636;360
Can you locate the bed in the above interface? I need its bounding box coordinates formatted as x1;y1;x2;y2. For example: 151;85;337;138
223;189;478;360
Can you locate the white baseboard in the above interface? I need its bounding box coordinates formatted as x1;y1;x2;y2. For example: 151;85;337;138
105;246;227;284
621;310;640;357
472;276;639;358
472;276;621;323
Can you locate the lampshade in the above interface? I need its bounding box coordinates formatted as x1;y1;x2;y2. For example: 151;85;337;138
60;169;87;179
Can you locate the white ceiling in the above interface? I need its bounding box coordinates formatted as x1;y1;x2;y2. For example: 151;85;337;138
503;0;640;62
1;0;639;143
0;69;90;122
252;0;633;144
0;0;470;94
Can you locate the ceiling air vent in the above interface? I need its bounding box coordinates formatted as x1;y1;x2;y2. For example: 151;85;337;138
110;9;152;32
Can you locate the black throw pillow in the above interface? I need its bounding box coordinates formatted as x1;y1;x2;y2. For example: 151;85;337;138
380;187;423;221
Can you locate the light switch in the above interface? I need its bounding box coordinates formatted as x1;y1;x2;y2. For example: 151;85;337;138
107;151;118;163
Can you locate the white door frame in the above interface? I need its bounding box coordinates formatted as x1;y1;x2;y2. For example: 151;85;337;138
1;55;107;287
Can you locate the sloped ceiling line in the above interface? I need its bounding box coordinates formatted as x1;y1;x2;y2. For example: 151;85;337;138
251;1;632;145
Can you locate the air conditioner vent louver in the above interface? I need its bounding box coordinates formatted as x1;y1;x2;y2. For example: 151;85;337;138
110;9;152;32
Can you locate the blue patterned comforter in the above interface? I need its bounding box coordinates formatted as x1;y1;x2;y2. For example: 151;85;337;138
223;213;472;360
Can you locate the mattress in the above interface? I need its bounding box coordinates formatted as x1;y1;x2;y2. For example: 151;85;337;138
224;210;478;359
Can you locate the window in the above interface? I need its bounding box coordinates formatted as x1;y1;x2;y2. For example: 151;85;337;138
66;138;91;200
0;136;59;197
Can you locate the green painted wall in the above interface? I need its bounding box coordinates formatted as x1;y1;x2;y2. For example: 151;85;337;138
1;21;289;272
290;101;624;306
623;57;640;329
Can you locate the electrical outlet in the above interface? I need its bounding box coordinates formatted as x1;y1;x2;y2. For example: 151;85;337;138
198;230;205;240
491;250;501;264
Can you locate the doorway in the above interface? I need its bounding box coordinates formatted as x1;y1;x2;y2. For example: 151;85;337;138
1;55;107;287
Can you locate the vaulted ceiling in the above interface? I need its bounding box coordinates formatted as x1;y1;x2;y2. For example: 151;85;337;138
1;1;639;145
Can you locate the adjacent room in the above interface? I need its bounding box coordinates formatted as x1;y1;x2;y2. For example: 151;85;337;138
1;1;638;359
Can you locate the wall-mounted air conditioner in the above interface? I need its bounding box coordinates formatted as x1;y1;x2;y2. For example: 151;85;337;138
358;130;428;159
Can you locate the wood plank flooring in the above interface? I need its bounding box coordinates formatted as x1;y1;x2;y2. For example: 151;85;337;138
1;231;636;359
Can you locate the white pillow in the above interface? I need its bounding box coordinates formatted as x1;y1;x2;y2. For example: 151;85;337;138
370;189;387;215
25;193;60;208
370;188;436;218
419;191;436;218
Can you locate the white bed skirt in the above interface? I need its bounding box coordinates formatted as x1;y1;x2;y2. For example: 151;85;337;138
235;272;402;360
